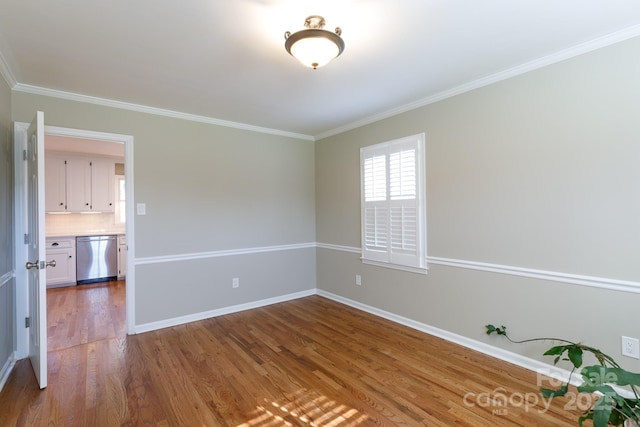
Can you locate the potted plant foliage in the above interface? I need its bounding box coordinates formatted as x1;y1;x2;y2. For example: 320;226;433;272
486;324;640;427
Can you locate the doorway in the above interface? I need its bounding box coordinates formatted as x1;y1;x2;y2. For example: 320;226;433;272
13;122;135;363
44;133;127;350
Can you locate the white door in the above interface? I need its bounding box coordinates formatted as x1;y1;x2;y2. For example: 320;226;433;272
25;111;48;389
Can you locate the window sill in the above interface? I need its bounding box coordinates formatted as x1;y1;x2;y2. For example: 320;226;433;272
361;259;428;275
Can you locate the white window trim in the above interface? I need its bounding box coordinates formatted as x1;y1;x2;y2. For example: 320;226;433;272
360;133;428;274
115;174;126;225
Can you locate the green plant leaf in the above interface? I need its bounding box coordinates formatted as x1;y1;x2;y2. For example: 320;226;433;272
582;366;640;387
544;345;567;356
568;346;584;368
577;384;617;396
541;384;568;398
592;395;614;427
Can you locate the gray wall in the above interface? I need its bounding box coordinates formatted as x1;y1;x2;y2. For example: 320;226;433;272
12;94;317;326
315;36;640;371
0;71;14;371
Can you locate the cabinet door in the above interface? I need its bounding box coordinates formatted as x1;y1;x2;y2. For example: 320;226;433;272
91;159;115;212
46;248;76;287
66;157;92;211
117;244;126;278
45;155;67;212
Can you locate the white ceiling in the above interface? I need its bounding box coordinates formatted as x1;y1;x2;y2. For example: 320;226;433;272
1;0;640;139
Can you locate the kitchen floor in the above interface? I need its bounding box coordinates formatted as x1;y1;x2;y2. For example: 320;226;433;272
47;280;126;352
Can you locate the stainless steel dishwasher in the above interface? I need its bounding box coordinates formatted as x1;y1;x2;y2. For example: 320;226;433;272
76;235;118;284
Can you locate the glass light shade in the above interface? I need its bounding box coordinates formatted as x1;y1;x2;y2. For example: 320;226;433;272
285;17;345;70
290;36;340;69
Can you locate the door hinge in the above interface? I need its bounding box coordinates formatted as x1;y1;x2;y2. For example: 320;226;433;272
25;317;30;328
24;233;29;244
23;149;27;161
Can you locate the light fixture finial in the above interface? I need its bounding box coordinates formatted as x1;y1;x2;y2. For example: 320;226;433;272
284;15;345;69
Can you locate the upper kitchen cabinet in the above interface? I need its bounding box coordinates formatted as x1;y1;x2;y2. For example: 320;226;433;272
90;159;116;211
66;157;92;211
45;154;116;213
45;154;68;212
67;157;115;212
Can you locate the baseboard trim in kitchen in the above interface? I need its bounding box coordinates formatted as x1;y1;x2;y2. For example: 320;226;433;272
134;288;316;334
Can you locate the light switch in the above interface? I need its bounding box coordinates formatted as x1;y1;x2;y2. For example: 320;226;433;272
137;203;146;215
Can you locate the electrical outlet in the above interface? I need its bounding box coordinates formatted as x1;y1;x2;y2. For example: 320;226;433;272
232;277;239;288
355;274;362;286
621;336;640;359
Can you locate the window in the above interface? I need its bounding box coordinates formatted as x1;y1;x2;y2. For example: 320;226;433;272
360;133;427;273
115;175;126;224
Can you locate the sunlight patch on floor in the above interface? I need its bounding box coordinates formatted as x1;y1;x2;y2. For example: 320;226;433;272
237;389;368;426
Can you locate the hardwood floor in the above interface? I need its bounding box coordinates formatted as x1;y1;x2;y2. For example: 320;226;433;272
47;280;126;352
0;284;583;426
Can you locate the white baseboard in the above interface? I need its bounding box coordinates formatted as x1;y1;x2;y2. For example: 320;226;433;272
0;351;17;393
134;289;316;334
315;289;583;388
133;286;633;399
318;290;640;398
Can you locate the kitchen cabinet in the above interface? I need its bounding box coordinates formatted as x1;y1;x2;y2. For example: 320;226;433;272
66;157;92;211
45;237;76;287
91;159;116;211
49;154;115;213
117;234;126;279
45;154;68;212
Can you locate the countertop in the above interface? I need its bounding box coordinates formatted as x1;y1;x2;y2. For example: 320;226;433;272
46;230;125;238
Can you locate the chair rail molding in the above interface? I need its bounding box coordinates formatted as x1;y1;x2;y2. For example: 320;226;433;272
316;243;640;294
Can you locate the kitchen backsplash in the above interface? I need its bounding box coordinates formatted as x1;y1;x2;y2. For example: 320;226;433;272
46;213;125;236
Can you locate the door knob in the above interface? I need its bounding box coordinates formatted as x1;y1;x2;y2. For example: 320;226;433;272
45;260;57;268
25;261;39;270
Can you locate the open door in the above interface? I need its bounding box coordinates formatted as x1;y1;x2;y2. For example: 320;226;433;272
25;111;48;389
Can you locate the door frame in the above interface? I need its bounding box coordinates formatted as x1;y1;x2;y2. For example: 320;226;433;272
13;122;136;359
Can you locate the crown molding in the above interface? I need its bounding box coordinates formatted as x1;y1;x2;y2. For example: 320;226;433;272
12;83;315;141
315;24;640;140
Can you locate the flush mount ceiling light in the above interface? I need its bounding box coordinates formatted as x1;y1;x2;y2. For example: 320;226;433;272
284;15;345;69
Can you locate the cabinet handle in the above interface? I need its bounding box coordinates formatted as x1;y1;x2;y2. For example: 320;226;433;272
109;203;113;206
59;202;64;206
52;242;59;246
69;255;72;259
85;203;89;206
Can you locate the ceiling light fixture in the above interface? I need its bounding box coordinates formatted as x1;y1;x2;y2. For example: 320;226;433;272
284;15;344;69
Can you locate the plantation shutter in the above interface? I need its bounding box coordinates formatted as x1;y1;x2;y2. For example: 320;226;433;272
361;134;426;271
363;151;388;263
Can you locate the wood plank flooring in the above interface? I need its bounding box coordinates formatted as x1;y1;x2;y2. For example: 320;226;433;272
0;283;584;426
